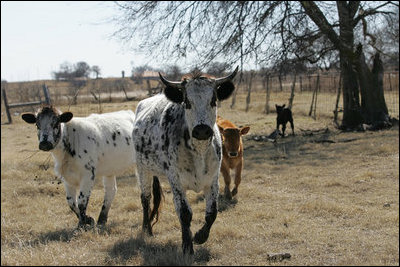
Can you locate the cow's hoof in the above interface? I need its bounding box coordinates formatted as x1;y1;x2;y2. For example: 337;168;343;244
231;188;238;197
224;187;232;200
182;241;194;255
97;213;108;226
193;229;209;244
78;216;95;230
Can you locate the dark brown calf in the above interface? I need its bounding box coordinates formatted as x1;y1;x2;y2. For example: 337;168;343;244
217;116;250;199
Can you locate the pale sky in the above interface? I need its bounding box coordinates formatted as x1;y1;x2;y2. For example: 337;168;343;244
1;1;150;82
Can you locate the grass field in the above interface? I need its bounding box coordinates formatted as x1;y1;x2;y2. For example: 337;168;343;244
1;92;399;265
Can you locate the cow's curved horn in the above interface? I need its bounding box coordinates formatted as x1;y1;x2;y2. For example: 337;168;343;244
215;66;239;85
159;72;183;89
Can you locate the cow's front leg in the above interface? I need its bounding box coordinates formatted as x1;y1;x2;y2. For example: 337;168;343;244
194;178;218;245
77;172;95;228
169;176;193;255
220;162;232;200
231;160;243;197
97;176;117;226
64;181;79;219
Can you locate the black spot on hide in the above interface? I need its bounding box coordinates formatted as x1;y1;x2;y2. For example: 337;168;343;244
63;138;75;157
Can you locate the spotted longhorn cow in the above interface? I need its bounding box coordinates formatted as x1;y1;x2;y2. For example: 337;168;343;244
132;66;238;255
22;106;136;228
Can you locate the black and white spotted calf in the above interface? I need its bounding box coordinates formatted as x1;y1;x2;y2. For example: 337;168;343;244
22;106;136;228
132;66;238;255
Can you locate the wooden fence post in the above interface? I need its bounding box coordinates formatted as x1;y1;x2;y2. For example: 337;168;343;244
1;83;52;124
333;74;342;126
245;71;255;112
2;87;12;124
288;73;296;110
264;75;271;114
43;84;51;105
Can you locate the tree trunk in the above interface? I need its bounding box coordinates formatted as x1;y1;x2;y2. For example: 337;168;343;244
355;47;391;129
337;2;363;130
339;52;363;130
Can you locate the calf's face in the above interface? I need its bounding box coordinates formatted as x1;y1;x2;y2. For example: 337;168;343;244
22;107;73;151
160;67;238;141
218;126;250;158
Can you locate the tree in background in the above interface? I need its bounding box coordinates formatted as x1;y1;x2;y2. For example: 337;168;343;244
165;64;182;80
52;61;93;80
206;62;231;76
91;65;101;79
111;1;398;130
73;61;91;78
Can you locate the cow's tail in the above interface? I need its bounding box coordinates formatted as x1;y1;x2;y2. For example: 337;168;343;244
150;176;164;227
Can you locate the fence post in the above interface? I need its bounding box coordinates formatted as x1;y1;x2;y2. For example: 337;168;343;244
42;84;51;105
2;88;12;124
288;73;296;110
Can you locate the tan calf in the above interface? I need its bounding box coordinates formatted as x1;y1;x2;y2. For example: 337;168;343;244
217;116;250;199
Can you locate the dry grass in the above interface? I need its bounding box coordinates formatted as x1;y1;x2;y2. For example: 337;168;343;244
1;91;399;266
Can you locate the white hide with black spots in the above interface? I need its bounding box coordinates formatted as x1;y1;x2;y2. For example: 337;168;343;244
22;107;136;228
133;67;237;255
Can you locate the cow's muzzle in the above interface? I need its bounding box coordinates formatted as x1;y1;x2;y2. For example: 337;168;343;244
192;124;213;140
39;141;53;151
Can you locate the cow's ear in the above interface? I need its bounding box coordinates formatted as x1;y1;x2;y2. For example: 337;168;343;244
240;126;250;135
22;113;36;124
164;86;184;104
59;112;73;123
282;104;286;108
216;81;235;101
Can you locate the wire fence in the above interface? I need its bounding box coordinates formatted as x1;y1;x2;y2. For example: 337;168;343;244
1;71;398;123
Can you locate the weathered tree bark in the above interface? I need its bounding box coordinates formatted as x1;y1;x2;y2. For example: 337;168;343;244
337;2;364;130
355;46;391;129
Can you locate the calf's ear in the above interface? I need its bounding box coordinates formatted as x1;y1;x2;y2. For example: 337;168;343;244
164;86;184;104
59;112;73;123
22;113;36;124
282;104;286;108
216;81;235;101
218;125;225;135
240;126;250;135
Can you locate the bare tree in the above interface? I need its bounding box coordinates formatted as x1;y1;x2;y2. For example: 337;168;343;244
91;65;101;79
111;1;398;130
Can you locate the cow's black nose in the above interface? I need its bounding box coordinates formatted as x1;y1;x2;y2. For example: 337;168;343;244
229;152;238;157
192;124;213;140
39;141;53;151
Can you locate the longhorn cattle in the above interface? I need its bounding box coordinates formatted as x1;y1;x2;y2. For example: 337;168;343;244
22;106;136;228
217;116;250;199
132;66;238;255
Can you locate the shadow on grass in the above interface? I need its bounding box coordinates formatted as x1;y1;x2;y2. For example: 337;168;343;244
217;194;238;212
108;234;212;265
194;193;238;213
